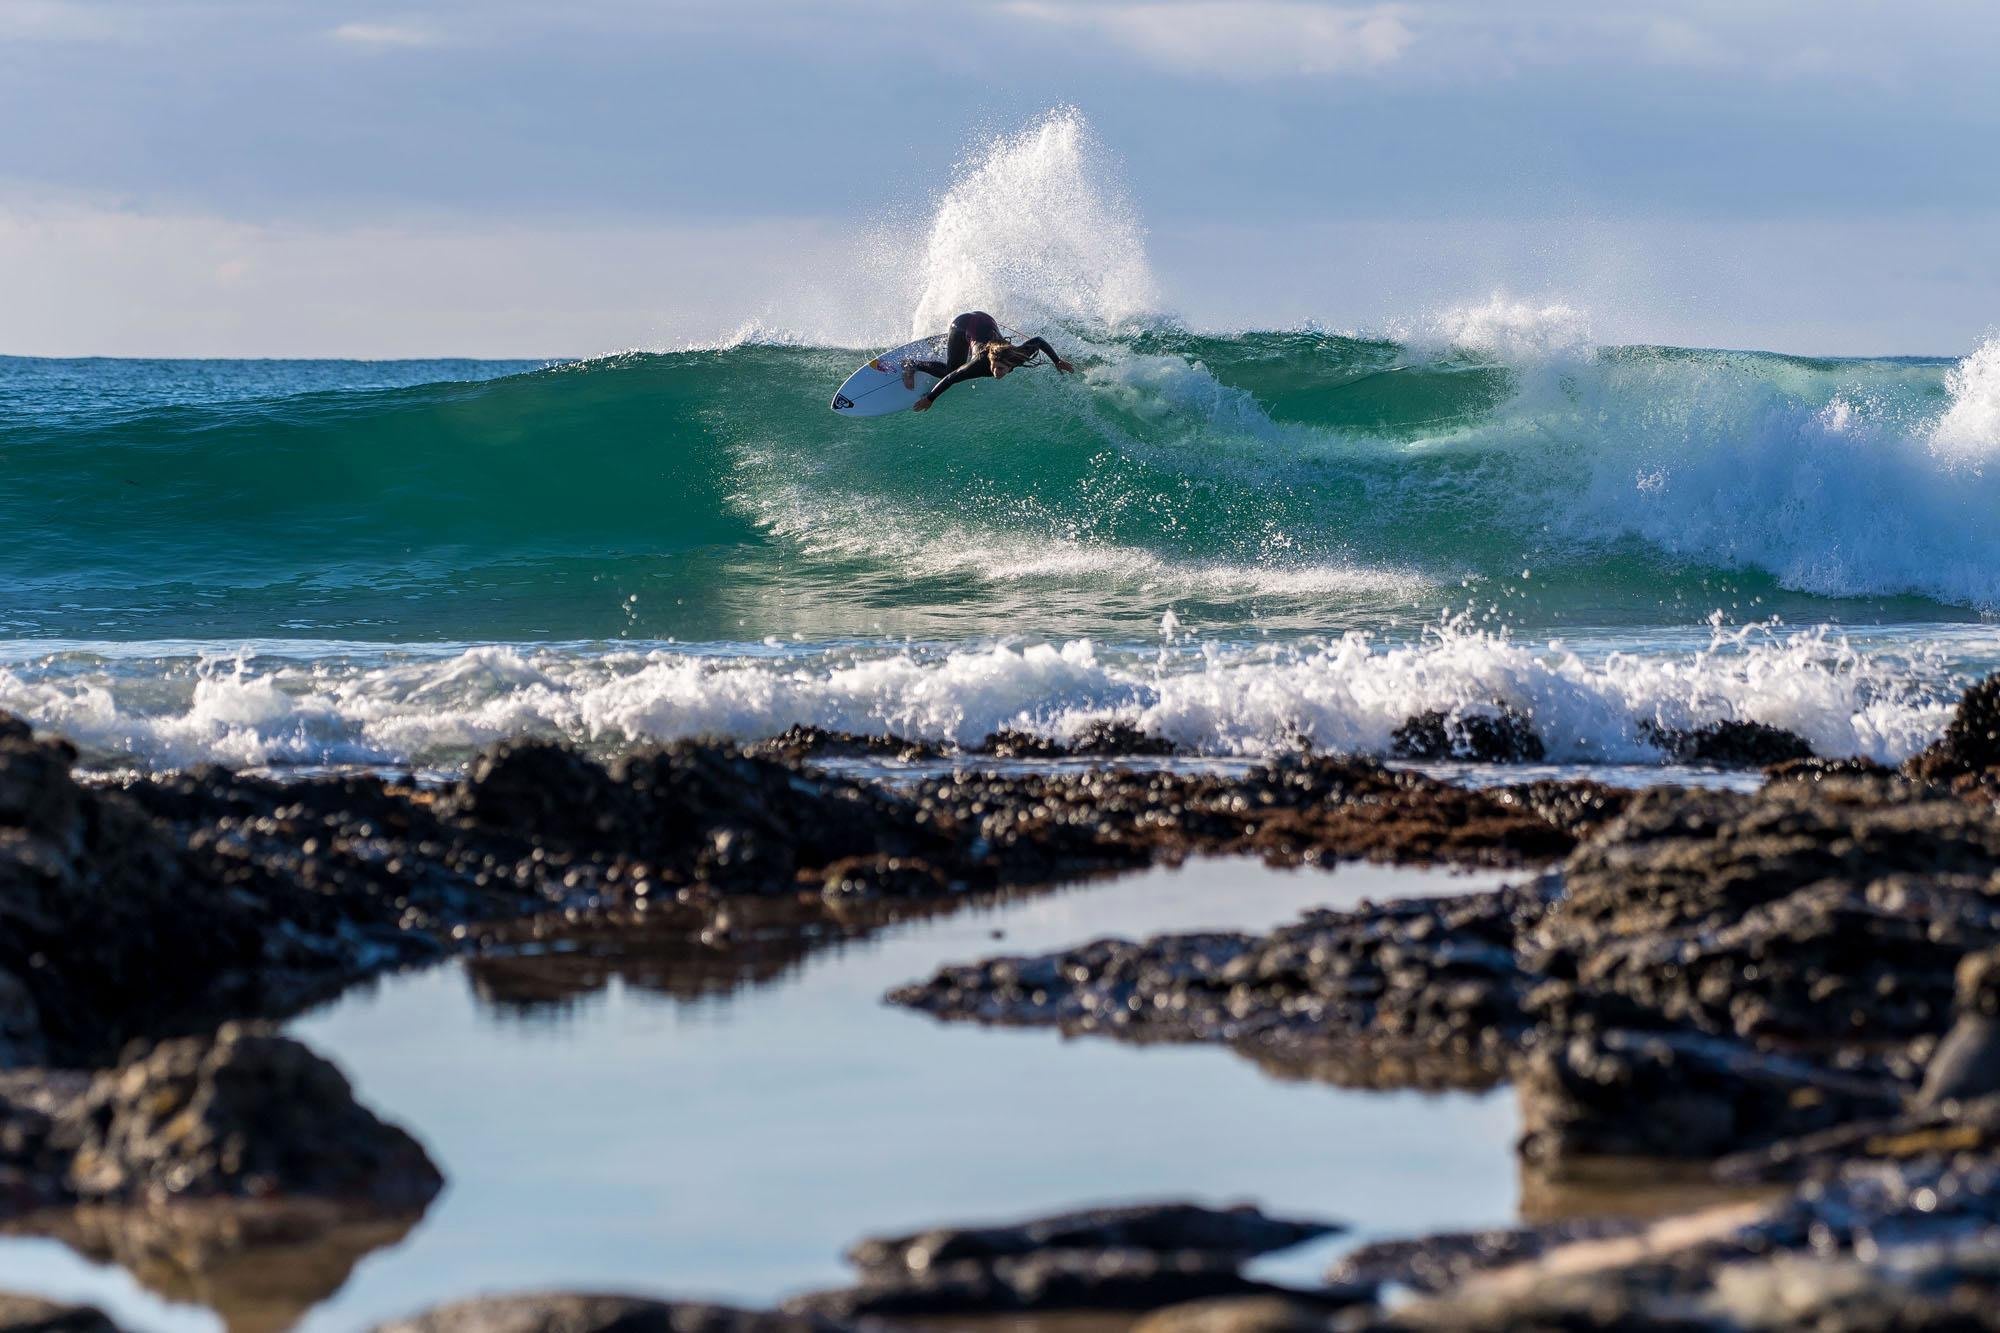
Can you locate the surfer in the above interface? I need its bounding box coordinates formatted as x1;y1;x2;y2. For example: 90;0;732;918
902;310;1075;411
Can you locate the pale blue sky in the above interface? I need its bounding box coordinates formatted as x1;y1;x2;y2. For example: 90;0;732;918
2;0;1995;355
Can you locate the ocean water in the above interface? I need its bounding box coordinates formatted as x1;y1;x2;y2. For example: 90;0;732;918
3;324;1996;770
1;102;1997;1331
3;110;1997;771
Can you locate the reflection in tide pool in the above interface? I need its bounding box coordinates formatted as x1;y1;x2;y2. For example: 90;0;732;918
0;858;1525;1332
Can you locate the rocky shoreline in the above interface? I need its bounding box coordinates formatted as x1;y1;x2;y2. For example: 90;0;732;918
5;679;2000;1330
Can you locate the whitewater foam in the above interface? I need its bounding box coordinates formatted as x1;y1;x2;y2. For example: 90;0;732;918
1392;296;1597;363
1931;333;2000;467
0;622;1971;772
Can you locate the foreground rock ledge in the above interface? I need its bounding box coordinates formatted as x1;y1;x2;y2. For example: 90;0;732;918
791;1201;1355;1317
891;768;2000;1158
0;1022;440;1218
0;710;1630;1071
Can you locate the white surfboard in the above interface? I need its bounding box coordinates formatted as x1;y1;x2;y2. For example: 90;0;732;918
830;334;950;417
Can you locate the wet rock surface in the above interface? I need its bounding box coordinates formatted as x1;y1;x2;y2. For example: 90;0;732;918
1907;673;2000;781
1328;1216;1645;1294
892;878;1557;1091
373;1294;835;1333
4;709;1635;1075
1393;707;1546;763
0;1021;440;1294
1639;719;1815;768
792;1201;1358;1317
0;1295;121;1333
888;689;2000;1157
13;678;2000;1328
51;1023;439;1208
844;1201;1342;1274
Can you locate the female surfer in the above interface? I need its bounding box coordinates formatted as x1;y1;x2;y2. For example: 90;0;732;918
901;310;1076;411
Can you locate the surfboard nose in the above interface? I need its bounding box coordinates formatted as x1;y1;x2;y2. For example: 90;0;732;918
831;392;855;411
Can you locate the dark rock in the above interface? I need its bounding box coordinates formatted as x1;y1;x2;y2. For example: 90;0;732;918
1328;1217;1644;1294
818;855;952;901
1132;1295;1349;1333
1;735;548;1066
1526;778;2000;1044
1765;756;1895;782
1715;1093;2000;1184
0;1295;122;1333
1907;673;2000;780
744;725;940;763
846;1201;1340;1274
1516;1029;1900;1168
790;1247;1308;1317
798;1201;1355;1318
50;1024;440;1209
1639;718;1814;768
973;724;1177;759
891;881;1555;1091
373;1294;831;1333
976;729;1069;759
1366;1151;2000;1329
1070;721;1179;756
442;742;633;849
440;741;943;892
1503;782;1634;840
0;973;45;1071
1;712;1615;1078
1392;707;1546;763
1920;948;2000;1107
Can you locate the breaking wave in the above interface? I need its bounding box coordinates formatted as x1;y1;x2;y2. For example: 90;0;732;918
0;621;1977;771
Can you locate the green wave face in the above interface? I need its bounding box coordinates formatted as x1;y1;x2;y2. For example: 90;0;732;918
0;336;1990;642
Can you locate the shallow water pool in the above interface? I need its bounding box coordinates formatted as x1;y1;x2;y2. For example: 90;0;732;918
0;858;1524;1332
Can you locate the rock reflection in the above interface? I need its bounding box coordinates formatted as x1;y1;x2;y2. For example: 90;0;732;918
3;1201;423;1333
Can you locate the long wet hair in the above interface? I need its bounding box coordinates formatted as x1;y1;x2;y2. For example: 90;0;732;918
981;339;1036;378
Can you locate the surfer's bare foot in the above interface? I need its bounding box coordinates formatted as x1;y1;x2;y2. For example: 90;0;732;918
902;366;917;390
912;396;933;412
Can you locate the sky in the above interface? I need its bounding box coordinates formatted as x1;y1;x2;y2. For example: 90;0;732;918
1;0;1996;356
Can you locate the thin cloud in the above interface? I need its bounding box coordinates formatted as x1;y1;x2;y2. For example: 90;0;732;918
1002;1;1415;78
0;0;123;42
329;21;435;47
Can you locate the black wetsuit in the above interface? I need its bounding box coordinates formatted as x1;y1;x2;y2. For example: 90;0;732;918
908;311;1063;404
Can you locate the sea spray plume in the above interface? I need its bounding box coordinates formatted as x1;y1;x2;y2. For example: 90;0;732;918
1931;332;2000;468
1356;307;2000;610
909;108;1161;337
1389;295;1596;363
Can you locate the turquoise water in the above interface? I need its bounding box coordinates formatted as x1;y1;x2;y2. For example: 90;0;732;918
1;343;1990;643
0;344;1994;771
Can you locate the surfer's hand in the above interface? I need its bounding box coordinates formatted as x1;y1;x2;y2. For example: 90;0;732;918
1054;357;1076;374
913;395;933;413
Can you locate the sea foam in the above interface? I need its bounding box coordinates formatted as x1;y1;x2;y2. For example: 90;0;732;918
0;622;1967;772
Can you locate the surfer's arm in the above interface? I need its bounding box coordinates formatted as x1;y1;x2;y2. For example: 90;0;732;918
916;359;989;408
1018;337;1075;372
